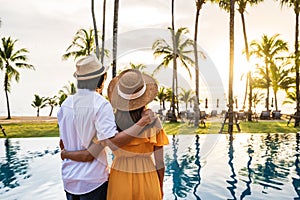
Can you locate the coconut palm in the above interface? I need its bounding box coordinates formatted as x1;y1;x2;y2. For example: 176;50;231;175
193;0;207;127
155;86;167;110
112;0;119;78
252;91;264;110
152;27;194;121
269;59;293;110
59;81;76;96
278;0;300;126
101;0;107;66
62;28;95;60
179;88;195;112
91;0;100;58
62;28;108;61
47;95;58;116
0;37;35;119
31;94;48;117
283;88;296;105
250;34;289;112
215;0;264;121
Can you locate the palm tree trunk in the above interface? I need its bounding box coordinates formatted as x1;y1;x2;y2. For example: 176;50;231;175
4;73;11;119
170;0;177;122
193;1;201;127
266;61;270;112
37;108;39;117
228;0;235;133
49;106;54;117
91;0;100;58
274;91;278;111
240;8;253;122
100;0;106;65
112;0;119;78
295;4;300;127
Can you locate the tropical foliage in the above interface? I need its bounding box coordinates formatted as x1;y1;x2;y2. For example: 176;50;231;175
0;37;34;119
31;94;48;117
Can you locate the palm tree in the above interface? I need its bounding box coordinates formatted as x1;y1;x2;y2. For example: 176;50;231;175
59;81;77;96
47;95;58;116
62;28;95;60
216;0;263;121
152;27;194;121
283;87;296;105
58;81;76;106
0;37;34;119
91;0;100;58
228;0;235;133
278;0;300;126
112;0;119;78
31;94;48;117
269;59;293;110
252;91;264;110
250;34;289;112
155;86;167;110
101;0;107;66
179;88;195;112
193;0;206;127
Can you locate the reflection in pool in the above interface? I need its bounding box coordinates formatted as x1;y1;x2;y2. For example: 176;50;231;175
0;133;299;200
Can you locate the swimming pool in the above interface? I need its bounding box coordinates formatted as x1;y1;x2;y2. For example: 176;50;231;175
0;133;299;200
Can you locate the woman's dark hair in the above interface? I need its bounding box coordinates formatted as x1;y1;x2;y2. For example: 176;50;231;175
97;72;107;89
115;106;144;131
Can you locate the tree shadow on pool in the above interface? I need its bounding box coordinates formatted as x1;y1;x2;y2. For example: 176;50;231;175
0;138;60;193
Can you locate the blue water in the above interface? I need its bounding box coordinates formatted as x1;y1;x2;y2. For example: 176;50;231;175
0;133;299;200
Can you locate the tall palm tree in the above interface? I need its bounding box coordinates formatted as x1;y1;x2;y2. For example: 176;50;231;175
101;0;107;66
228;0;235;133
0;37;34;119
31;94;48;117
179;88;195;112
250;34;289;112
278;0;300;126
112;0;119;78
91;0;100;58
193;0;206;127
216;0;263;121
152;27;194;121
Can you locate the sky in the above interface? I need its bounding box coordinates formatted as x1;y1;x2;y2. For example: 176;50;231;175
0;0;295;116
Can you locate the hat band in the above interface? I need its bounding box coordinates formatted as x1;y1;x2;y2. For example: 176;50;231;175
117;83;146;100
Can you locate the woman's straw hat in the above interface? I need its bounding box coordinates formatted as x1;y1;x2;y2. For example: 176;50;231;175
74;54;108;80
108;69;158;111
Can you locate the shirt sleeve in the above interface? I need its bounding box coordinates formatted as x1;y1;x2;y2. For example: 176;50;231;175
95;101;118;141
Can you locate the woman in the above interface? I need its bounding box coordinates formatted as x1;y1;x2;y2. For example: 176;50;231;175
62;69;169;200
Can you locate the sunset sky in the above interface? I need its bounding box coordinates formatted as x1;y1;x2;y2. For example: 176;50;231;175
0;0;295;116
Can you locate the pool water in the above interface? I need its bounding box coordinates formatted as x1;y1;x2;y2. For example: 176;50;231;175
0;133;299;200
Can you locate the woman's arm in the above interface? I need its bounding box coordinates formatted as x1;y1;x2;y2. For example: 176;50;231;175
154;146;165;198
60;109;155;162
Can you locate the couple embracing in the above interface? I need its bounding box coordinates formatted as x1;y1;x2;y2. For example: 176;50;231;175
58;55;169;200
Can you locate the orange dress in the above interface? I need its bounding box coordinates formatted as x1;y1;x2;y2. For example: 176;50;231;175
107;120;169;200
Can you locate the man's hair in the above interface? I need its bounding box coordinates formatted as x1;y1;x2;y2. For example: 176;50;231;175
77;76;101;90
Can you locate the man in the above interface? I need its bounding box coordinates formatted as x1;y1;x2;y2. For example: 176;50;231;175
58;54;154;200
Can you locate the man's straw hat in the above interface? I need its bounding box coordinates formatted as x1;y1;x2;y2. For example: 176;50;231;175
108;69;158;111
74;54;108;80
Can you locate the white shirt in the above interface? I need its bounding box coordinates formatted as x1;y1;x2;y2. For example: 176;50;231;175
58;89;117;195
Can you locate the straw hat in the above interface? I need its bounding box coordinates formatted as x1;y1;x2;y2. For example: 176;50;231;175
108;69;158;111
74;54;108;80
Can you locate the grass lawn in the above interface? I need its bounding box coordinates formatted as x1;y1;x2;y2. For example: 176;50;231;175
1;120;300;138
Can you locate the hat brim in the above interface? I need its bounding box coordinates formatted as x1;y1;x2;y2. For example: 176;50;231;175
108;72;158;111
74;65;109;80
